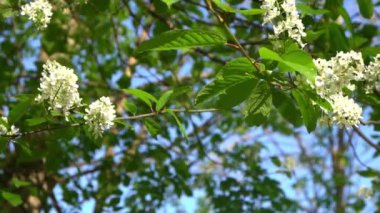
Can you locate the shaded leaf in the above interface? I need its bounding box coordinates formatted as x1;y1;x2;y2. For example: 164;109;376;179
1;191;22;206
292;89;319;132
244;81;272;126
156;90;174;112
137;30;226;52
123;88;157;108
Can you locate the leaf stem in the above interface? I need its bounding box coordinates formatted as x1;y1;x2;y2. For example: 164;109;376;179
205;0;261;71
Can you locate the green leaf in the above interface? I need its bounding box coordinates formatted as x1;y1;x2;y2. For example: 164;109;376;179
143;118;161;139
243;81;272;126
167;110;188;141
171;86;192;98
296;3;329;15
11;178;31;188
259;47;317;81
123;88;157;108
212;0;265;15
161;0;180;8
272;89;302;126
9;95;32;124
357;169;378;177
124;101;137;114
1;191;22;206
195;58;257;106
137;30;226;52
280;50;317;81
271;157;282;167
26;117;47;127
259;47;283;61
327;23;349;51
357;0;374;19
156;90;174;112
292;90;319;132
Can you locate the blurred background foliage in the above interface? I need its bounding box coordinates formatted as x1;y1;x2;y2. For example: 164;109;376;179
0;0;379;212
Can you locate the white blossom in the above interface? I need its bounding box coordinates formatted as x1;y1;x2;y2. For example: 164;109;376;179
261;0;280;24
364;54;380;93
313;51;365;98
21;0;53;30
0;117;19;136
329;94;362;128
36;60;81;117
357;187;373;200
261;0;306;47
284;156;296;171
84;97;116;138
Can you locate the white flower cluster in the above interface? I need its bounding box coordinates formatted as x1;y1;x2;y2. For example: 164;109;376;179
312;51;380;127
261;0;280;24
36;61;82;117
284;156;296;171
357;186;373;200
329;94;362;127
21;0;53;30
0;117;19;136
314;51;365;98
84;97;116;138
36;61;116;137
364;54;380;93
261;0;306;47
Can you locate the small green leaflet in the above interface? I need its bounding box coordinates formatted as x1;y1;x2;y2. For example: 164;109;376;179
296;3;329;15
156;90;174;112
143;118;161;139
357;0;374;19
137;30;226;52
212;0;265;15
123;88;157;108
195;58;257;107
259;47;317;81
243;81;272;126
11;178;31;188
292;89;319;133
1;191;22;207
161;0;180;8
167;109;188;141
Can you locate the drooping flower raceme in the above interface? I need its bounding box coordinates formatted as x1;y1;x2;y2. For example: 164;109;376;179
261;0;280;24
313;51;365;98
84;97;116;138
312;51;368;127
36;61;81;117
329;94;362;127
261;0;306;47
0;117;19;136
364;54;380;93
21;0;53;30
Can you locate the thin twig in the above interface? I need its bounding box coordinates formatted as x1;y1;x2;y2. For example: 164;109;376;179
353;126;380;153
205;0;261;72
117;108;219;120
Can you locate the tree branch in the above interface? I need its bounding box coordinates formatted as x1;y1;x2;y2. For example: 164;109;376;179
353;126;380;153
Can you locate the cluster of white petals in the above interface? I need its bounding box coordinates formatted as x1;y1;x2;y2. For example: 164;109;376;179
261;0;280;24
284;156;296;171
36;61;81;117
0;117;19;136
329;94;362;127
84;97;116;138
21;0;53;30
314;51;365;98
312;51;370;127
261;0;306;46
358;187;373;200
363;54;380;93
